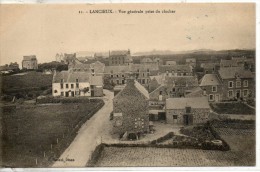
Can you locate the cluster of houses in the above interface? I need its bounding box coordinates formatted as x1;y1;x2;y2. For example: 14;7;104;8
50;49;255;139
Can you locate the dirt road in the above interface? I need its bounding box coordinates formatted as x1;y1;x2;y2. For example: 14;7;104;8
52;90;113;167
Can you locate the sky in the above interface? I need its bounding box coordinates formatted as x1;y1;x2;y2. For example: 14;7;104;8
0;3;256;66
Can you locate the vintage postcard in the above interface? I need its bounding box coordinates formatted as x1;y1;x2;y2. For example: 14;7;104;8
0;1;257;170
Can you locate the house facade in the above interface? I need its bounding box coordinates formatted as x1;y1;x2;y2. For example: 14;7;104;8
52;70;103;97
217;67;255;100
199;74;223;102
22;55;38;69
104;65;132;85
186;58;196;68
165;97;210;125
108;50;133;66
159;65;193;77
113;79;150;136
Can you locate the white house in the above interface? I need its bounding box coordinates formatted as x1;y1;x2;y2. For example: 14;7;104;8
52;70;103;97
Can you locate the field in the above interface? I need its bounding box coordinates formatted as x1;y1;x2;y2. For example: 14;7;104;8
210;102;255;114
2;71;53;92
94;124;255;167
1;99;104;167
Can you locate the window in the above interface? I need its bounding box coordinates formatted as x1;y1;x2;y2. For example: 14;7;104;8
76;83;79;88
116;75;119;78
236;81;241;88
60;83;64;89
172;88;175;92
243;89;248;97
228;81;233;88
76;79;79;82
159;91;162;95
243;80;248;87
228;90;233;98
209;94;214;101
212;86;217;92
61;91;64;96
111;75;113;78
173;115;178;119
143;73;145;77
66;84;69;88
116;80;119;84
122;74;124;77
71;84;74;89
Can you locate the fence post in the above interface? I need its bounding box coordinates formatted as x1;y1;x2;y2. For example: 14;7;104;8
35;158;37;165
44;151;45;157
57;138;59;144
51;144;52;150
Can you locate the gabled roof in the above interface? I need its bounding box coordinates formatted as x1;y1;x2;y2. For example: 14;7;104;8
166;97;210;109
149;75;164;85
114;79;149;100
53;71;102;85
200;74;222;86
218;67;254;79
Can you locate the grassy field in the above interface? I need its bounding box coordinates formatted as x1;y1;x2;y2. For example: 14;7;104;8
210;102;255;114
1;100;104;167
94;124;255;167
2;71;53;92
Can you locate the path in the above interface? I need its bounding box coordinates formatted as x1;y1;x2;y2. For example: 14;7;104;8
52;89;113;167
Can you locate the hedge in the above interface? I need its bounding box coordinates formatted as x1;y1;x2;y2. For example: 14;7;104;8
150;132;174;144
36;96;102;104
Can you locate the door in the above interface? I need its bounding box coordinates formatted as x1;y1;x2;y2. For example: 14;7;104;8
65;92;69;97
183;114;193;125
91;90;94;97
71;91;74;97
236;90;241;98
173;115;178;124
215;94;219;102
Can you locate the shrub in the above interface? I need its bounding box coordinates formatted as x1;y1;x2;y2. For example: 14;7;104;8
151;132;174;144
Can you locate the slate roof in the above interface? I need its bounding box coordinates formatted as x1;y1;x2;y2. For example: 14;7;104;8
164;76;199;87
131;63;159;72
159;65;192;73
149;75;164;85
218;67;254;79
104;65;131;74
185;87;204;98
220;59;239;67
200;74;222;86
166;97;210;109
53;71;102;85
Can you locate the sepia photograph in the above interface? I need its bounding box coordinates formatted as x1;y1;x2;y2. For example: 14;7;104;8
0;1;258;170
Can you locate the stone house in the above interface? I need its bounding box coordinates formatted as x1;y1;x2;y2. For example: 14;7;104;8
217;67;255;101
108;50;133;66
113;79;150;136
52;70;103;97
149;76;199;103
131;63;159;87
63;53;77;64
200;62;220;74
165;97;210;125
22;55;38;69
159;64;193;77
103;65;132;85
199;74;223;102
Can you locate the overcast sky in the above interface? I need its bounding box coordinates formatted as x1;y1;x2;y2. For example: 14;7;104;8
0;3;255;66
